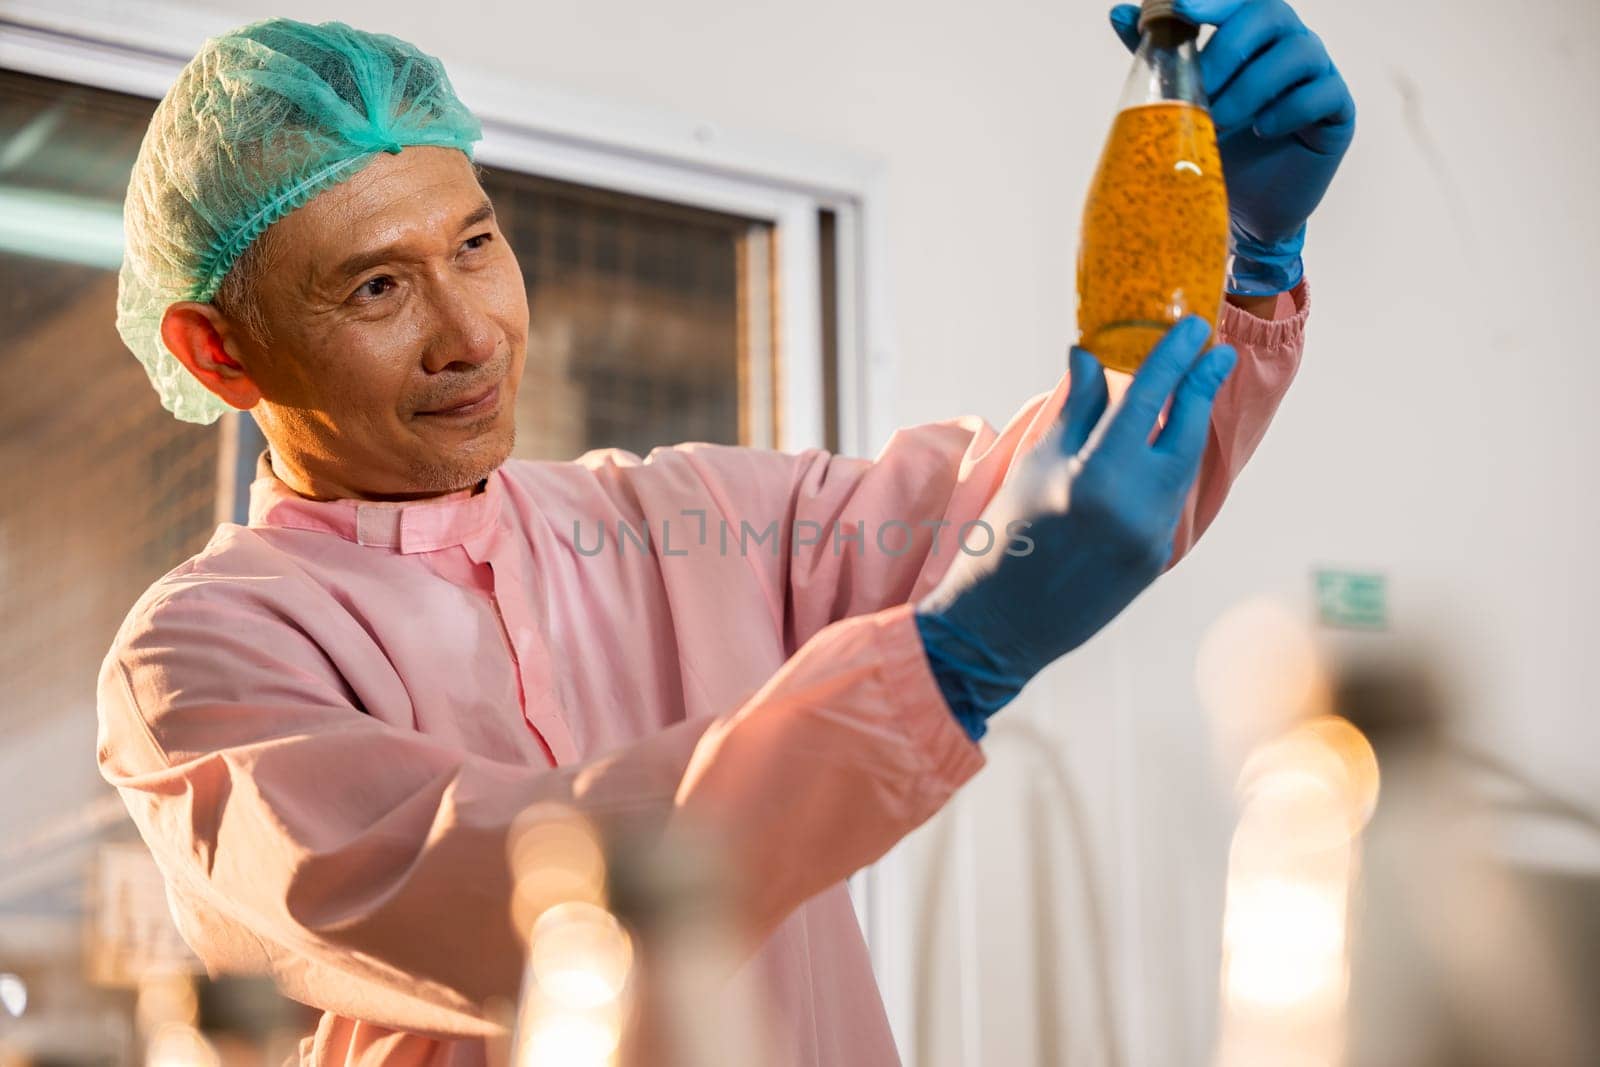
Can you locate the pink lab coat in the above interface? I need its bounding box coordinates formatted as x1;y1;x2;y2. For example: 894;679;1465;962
97;289;1308;1066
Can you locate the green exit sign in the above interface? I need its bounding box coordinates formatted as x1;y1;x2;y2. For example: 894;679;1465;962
1315;569;1388;630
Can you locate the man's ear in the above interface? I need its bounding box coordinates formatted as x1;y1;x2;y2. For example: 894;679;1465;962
160;302;263;411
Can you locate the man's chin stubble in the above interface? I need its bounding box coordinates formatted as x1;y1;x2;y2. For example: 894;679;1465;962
408;424;514;494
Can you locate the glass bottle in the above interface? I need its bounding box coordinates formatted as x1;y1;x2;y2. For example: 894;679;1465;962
1076;0;1229;374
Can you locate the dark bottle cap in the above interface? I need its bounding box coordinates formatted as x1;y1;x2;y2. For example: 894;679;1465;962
1138;0;1197;32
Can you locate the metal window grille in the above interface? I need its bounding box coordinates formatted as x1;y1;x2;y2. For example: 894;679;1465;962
481;167;761;462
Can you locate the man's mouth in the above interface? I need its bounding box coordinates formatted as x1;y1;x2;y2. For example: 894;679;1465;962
417;380;502;419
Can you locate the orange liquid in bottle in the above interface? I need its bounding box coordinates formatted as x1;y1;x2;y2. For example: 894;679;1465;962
1077;101;1229;374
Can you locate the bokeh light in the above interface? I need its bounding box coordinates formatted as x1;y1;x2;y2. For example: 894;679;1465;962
1234;715;1380;857
508;803;632;1067
510;803;609;935
1197;597;1332;763
0;973;26;1018
528;902;634;1010
521;1014;619;1066
1217;713;1380;1067
1223;876;1350;1011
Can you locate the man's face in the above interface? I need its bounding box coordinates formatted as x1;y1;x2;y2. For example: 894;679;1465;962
238;146;529;499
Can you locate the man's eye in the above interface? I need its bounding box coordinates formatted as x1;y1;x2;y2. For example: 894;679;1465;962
462;233;492;252
353;276;395;300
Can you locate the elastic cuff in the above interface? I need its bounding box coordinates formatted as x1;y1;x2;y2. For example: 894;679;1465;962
1216;278;1311;351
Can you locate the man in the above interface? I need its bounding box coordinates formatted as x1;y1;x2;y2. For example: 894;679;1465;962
98;3;1350;1064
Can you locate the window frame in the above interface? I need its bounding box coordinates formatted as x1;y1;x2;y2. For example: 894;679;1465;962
0;0;918;1054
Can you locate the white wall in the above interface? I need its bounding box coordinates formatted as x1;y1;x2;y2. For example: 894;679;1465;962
45;0;1600;1062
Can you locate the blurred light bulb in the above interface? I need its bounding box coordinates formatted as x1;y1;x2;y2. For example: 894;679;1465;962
529;902;634;1010
0;973;25;1017
522;1014;617;1066
1197;597;1331;760
515;901;633;1067
1235;716;1380;856
511;803;608;933
1303;715;1380;827
1223;876;1349;1011
1217;717;1378;1067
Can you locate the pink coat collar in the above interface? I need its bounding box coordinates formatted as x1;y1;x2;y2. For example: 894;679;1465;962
246;450;502;553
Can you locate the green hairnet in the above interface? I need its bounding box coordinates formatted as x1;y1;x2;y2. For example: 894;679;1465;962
116;18;483;424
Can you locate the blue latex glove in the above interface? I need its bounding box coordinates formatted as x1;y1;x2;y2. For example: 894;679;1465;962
1110;0;1356;295
918;318;1237;741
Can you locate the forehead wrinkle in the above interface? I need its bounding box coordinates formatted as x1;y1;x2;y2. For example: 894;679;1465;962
319;189;488;293
274;151;486;301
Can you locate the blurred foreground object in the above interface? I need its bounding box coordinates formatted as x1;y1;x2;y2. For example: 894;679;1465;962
1339;655;1593;1067
1215;714;1378;1067
506;804;775;1067
507;804;627;1067
1203;595;1597;1067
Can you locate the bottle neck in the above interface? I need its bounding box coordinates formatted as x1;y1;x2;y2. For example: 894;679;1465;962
1119;20;1207;110
1143;17;1199;48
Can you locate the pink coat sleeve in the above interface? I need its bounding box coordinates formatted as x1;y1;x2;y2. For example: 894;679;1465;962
666;286;1309;649
98;580;978;1037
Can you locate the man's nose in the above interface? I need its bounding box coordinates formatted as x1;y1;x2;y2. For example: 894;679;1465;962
421;279;498;374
